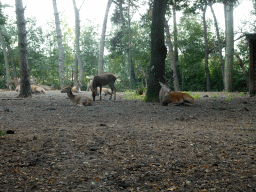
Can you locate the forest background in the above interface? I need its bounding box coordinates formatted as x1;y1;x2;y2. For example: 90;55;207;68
0;0;255;93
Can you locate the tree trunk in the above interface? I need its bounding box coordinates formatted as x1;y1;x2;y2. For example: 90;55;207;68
15;0;31;97
210;3;224;85
164;19;180;91
224;2;234;92
128;0;136;89
52;0;65;89
74;55;78;82
72;0;84;83
98;0;112;74
202;5;211;91
118;0;126;29
6;43;17;78
234;52;249;90
146;0;168;101
172;2;181;88
0;27;17;78
0;30;11;89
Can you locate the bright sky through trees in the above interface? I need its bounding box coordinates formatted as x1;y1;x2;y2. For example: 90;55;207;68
1;0;254;36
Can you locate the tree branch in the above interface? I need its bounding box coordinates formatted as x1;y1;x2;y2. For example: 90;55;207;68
79;0;85;11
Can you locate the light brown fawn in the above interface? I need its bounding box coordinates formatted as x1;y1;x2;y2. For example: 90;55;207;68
61;84;92;106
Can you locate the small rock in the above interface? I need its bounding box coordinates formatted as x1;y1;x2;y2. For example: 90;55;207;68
6;130;14;134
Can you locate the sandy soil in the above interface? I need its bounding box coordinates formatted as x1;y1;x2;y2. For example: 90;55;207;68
0;90;256;191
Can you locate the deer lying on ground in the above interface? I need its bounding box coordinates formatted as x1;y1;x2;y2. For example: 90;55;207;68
91;72;117;101
159;82;194;106
71;81;82;93
61;84;92;106
15;85;46;94
37;84;55;91
87;83;111;97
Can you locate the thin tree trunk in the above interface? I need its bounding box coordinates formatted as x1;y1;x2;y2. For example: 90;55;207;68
224;2;234;91
172;2;181;88
98;0;112;74
74;55;78;82
128;0;136;89
52;0;65;89
6;43;17;78
15;0;31;97
119;0;126;29
0;27;17;78
0;30;11;89
146;0;168;101
235;52;249;90
202;5;211;91
210;3;224;85
72;0;84;83
164;19;180;91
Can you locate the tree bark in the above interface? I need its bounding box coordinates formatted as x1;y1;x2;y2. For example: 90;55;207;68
72;0;84;83
202;5;211;91
52;0;65;89
6;43;17;78
164;19;180;91
74;55;78;82
146;0;167;101
224;2;234;91
0;30;11;89
98;0;112;74
210;3;224;85
15;0;31;97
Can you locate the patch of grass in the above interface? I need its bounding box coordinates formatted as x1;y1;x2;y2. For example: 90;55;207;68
124;90;144;100
192;93;200;99
211;94;217;98
183;91;199;99
225;93;232;101
239;92;245;97
0;130;6;137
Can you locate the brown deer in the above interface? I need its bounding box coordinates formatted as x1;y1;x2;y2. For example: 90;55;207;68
37;84;55;91
61;84;92;106
87;83;111;97
15;85;46;94
91;72;117;101
159;81;194;106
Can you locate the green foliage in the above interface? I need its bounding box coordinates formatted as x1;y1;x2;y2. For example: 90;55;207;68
178;15;206;91
80;20;100;78
136;87;147;95
211;94;217;98
0;130;6;137
123;90;144;100
239;92;245;97
192;93;200;99
225;93;232;101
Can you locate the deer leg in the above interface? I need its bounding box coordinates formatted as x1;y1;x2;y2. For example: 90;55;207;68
109;88;113;100
114;86;116;100
109;84;114;100
100;86;102;100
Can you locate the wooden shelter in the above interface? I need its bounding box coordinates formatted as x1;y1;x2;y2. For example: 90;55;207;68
246;33;256;95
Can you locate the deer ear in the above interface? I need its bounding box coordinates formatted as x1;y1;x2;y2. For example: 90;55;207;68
159;82;164;87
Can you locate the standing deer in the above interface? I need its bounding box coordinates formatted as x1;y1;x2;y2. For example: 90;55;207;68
91;72;117;101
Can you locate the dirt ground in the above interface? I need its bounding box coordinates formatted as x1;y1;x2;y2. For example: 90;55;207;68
0;90;256;192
